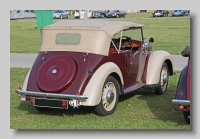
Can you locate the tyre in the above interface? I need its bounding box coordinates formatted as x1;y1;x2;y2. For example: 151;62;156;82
183;111;190;124
95;76;120;116
155;62;169;95
35;106;49;111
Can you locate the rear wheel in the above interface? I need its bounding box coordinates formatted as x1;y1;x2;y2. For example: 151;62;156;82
183;111;190;124
155;62;169;95
95;76;120;116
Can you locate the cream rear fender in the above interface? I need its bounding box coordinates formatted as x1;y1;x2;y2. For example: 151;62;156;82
81;62;124;106
22;68;32;91
146;51;174;85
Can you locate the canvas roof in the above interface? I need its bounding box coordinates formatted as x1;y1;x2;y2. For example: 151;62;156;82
42;20;143;38
40;20;144;56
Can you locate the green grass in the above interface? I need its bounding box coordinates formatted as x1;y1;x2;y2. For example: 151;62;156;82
10;68;190;129
10;12;190;54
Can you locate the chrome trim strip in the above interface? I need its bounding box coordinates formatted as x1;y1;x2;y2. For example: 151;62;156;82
172;99;190;105
15;89;88;100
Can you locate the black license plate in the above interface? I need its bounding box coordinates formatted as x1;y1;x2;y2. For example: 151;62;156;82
31;97;68;109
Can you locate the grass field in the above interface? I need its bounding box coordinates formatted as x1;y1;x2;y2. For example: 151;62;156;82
10;12;190;54
10;68;190;129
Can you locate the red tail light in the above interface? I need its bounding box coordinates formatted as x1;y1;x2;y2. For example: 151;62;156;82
187;106;190;112
62;101;67;109
30;98;35;106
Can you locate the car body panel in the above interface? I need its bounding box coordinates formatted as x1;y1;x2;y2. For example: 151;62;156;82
146;50;174;85
81;62;123;106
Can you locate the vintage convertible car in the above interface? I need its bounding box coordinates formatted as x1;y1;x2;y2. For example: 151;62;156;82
172;45;190;124
15;20;174;116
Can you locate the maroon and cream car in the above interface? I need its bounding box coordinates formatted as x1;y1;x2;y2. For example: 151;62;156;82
15;20;174;116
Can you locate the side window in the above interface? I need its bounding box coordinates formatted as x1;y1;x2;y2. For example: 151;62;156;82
17;10;20;13
25;10;29;12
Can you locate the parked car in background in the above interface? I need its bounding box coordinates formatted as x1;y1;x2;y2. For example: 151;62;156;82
74;10;92;19
106;10;126;18
53;10;70;19
15;20;174;116
172;44;190;124
172;10;188;16
91;10;110;18
152;10;169;17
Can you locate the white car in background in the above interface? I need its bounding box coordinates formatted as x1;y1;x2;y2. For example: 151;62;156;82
74;10;92;19
53;10;70;19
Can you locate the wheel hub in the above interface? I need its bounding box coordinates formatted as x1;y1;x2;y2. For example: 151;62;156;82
163;73;168;84
106;90;114;103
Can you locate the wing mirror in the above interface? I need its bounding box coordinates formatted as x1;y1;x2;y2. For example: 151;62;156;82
149;37;154;44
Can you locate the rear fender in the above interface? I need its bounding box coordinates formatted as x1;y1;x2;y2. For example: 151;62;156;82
146;51;174;85
81;62;123;106
175;66;187;100
22;69;32;91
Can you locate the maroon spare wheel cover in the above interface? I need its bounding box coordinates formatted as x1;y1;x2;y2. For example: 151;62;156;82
36;55;77;93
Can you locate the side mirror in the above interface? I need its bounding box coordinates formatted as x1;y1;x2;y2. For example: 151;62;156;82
149;37;154;44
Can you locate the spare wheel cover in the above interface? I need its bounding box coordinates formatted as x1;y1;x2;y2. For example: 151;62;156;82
36;55;77;92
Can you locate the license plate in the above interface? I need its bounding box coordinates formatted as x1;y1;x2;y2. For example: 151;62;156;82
31;97;68;109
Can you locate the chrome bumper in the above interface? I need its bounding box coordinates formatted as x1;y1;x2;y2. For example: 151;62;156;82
172;99;190;105
15;89;88;100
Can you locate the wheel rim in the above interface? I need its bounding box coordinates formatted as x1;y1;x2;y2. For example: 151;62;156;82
160;67;168;91
102;82;116;111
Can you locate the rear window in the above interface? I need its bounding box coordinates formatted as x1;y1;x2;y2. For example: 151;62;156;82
56;34;81;44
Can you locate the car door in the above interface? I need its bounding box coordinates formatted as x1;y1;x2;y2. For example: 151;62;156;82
127;47;145;86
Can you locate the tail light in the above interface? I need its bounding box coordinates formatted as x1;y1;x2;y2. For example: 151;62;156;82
30;98;35;106
178;104;184;111
62;101;67;109
187;106;190;112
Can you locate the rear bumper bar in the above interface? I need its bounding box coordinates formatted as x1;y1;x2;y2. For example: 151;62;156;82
15;89;88;100
172;99;190;105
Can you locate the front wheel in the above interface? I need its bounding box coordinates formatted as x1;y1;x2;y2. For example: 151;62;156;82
95;76;120;116
155;62;169;95
183;111;190;124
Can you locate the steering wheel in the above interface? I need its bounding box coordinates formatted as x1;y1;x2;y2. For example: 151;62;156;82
121;36;132;42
